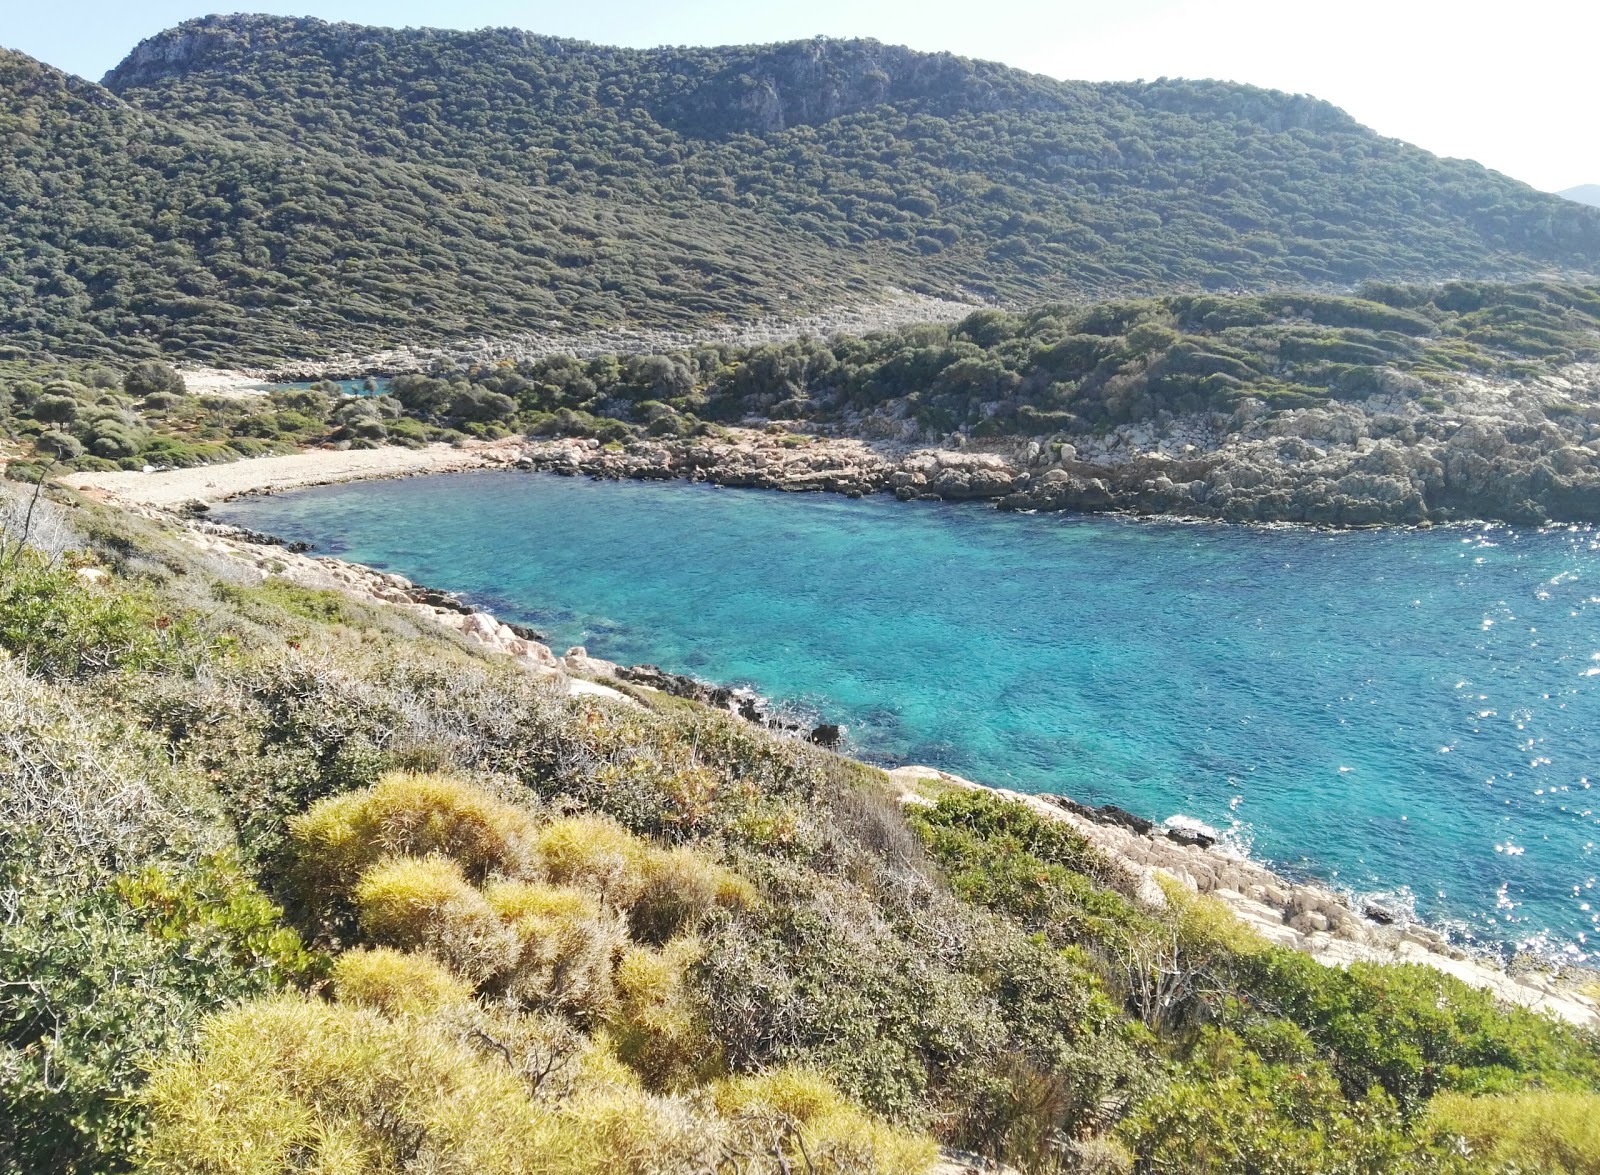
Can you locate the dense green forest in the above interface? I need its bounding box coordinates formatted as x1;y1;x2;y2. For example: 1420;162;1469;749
6;282;1595;484
3;489;1599;1173
3;15;1600;365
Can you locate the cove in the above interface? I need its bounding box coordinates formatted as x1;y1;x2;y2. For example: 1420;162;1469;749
217;471;1600;960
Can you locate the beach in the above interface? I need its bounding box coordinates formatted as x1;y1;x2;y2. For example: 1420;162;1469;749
57;439;527;509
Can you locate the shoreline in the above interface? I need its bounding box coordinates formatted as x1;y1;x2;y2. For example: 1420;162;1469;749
57;439;529;509
96;483;1598;1027
50;446;1600;1021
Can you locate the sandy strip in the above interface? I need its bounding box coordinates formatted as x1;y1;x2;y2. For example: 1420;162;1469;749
58;440;526;509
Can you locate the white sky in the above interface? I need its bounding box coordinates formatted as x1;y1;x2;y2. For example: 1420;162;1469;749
2;0;1593;192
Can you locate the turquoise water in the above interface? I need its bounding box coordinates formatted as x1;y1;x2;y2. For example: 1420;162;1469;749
218;472;1600;960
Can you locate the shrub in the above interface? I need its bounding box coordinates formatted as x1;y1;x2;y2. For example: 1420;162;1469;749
713;1066;939;1175
353;856;520;984
140;994;553;1174
537;814;650;905
1116;1027;1418;1174
116;853;318;986
332;946;471;1015
34;429;83;459
123;361;186;399
631;845;757;943
610;937;719;1089
290;771;543;897
1231;948;1600;1108
0;553;186;679
486;880;625;1018
1423;1090;1600;1173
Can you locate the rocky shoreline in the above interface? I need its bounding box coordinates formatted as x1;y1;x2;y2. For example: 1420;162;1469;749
111;507;1600;1027
515;361;1600;527
57;354;1600;530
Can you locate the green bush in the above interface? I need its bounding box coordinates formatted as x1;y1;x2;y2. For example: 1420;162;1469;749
0;554;189;679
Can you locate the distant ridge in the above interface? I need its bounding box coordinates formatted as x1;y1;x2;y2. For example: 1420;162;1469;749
3;14;1600;364
1561;184;1600;208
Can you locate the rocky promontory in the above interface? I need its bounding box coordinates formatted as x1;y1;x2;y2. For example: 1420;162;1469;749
516;362;1600;527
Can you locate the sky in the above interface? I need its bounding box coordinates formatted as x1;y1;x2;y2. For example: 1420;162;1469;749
2;0;1593;193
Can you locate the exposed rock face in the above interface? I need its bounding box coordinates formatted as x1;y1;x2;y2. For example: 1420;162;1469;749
520;364;1600;527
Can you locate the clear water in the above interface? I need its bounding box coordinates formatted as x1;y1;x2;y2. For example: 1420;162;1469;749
218;471;1600;959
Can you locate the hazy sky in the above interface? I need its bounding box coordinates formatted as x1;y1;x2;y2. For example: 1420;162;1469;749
3;0;1592;193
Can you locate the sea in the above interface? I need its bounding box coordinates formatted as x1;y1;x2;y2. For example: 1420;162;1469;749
217;470;1600;961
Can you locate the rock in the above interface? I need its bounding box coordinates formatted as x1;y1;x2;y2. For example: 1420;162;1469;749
1364;902;1399;925
1099;804;1155;836
75;566;109;584
562;646;619;678
808;723;844;749
1165;827;1216;849
1290;911;1330;934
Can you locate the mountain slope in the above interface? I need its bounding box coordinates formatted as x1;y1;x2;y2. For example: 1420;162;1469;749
1562;184;1600;209
0;48;870;366
4;14;1600;365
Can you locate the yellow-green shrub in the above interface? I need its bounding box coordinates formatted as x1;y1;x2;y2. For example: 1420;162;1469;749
1424;1090;1600;1173
354;856;519;984
144;993;929;1175
536;816;755;940
537;815;649;905
332;947;471;1016
632;845;757;942
290;772;541;895
486;880;625;1017
609;937;720;1089
713;1065;939;1175
140;994;553;1175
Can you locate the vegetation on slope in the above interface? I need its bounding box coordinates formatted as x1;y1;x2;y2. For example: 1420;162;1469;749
5;282;1597;485
5;15;1600;363
2;484;1599;1172
398;279;1600;442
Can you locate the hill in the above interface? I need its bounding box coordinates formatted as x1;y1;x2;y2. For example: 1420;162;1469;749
2;14;1600;365
1561;184;1600;208
8;281;1600;528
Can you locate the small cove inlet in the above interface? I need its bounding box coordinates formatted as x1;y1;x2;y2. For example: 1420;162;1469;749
217;470;1600;962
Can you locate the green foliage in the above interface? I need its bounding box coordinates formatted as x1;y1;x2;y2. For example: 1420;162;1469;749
1228;947;1600;1109
1423;1090;1600;1174
396;282;1600;444
116;853;319;985
908;790;1138;940
1116;1027;1422;1174
4;18;1600;362
0;553;186;679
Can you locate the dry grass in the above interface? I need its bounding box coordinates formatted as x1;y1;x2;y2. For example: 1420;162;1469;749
332;947;471;1016
1424;1090;1600;1173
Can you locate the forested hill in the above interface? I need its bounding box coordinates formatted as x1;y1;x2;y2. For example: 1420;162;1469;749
4;15;1600;366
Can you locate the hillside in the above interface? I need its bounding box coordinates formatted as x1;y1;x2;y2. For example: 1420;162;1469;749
8;281;1600;526
1562;184;1600;209
3;16;1600;366
4;483;1600;1173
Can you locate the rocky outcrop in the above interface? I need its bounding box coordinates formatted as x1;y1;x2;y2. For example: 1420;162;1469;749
890;766;1600;1027
518;363;1600;527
